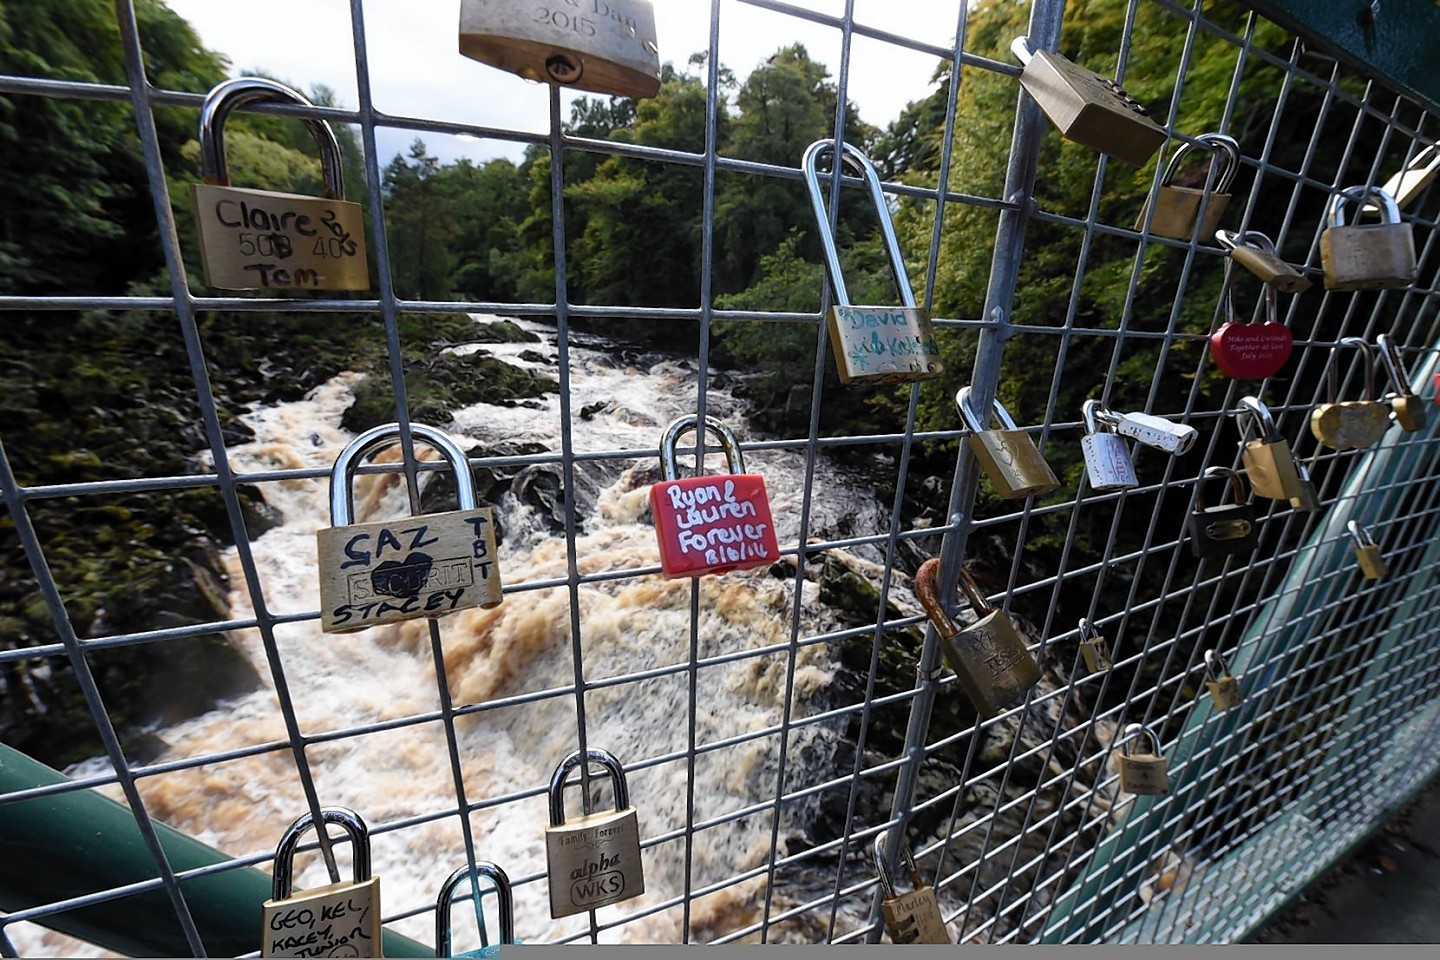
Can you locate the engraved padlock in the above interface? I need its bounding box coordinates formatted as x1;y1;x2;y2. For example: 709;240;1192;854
1187;466;1256;558
316;423;502;633
1010;36;1166;166
459;0;660;99
1209;269;1293;381
1135;133;1240;239
1103;407;1198;456
874;832;949;944
191;78;368;291
1348;520;1388;581
1236;396;1305;502
1378;333;1427;433
261;807;383;958
1203;648;1243;711
1080;400;1137;492
1115;723;1169;796
957;386;1060;500
1367;142;1440;211
1320;186;1416;290
544;748;645;917
1216;229;1311;293
1310;338;1392;450
914;558;1041;717
649;415;779;578
437;861;516;958
802;139;942;385
1078;617;1113;674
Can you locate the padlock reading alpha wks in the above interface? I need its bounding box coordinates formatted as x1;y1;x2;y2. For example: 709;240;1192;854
436;861;516;958
874;832;950;944
261;807;382;958
545;748;645;917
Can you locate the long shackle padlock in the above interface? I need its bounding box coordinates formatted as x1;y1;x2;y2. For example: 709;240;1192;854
436;861;515;958
1115;723;1169;796
874;832;949;944
1371;142;1440;210
1320;185;1416;290
1216;229;1311;293
1187;466;1256;558
957;387;1060;499
1310;338;1391;450
1136;133;1241;239
261;807;383;958
1235;396;1305;502
1348;520;1388;580
1078;617;1113;673
544;748;645;917
316;423;502;633
1080;400;1138;491
191;77;368;290
1203;649;1243;711
1209;264;1293;381
801;139;943;384
1378;333;1428;432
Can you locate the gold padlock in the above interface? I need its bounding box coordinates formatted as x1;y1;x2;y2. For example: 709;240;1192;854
1203;649;1243;711
1216;229;1311;293
1236;396;1305;502
1378;333;1428;433
1115;723;1169;796
191;78;368;291
1320;186;1416;290
1135;133;1240;239
1289;460;1322;513
261;807;383;958
1078;617;1113;674
1348;520;1388;580
1310;338;1392;450
1366;142;1440;211
544;748;645;918
874;833;950;944
956;386;1060;500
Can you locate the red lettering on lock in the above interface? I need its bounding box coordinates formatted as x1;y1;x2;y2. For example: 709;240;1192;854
650;475;778;578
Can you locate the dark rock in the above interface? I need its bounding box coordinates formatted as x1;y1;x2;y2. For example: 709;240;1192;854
466;319;542;344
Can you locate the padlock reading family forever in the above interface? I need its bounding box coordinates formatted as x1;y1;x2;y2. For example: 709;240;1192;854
191;78;368;290
1135;133;1240;239
261;807;383;958
874;832;949;944
545;748;645;918
802;139;943;385
436;861;516;958
316;423;502;633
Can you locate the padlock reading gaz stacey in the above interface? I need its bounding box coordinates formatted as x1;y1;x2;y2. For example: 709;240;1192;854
1236;396;1305;502
191;78;368;291
1209;268;1293;381
802;139;942;385
1135;133;1240;239
1115;723;1169;796
437;861;516;958
1187;467;1256;558
1080;400;1137;492
1320;186;1416;290
544;748;645;918
1310;338;1392;450
1078;617;1113;674
957;387;1060;500
649;415;778;578
1203;649;1243;711
316;423;502;633
1348;520;1388;581
874;832;950;944
1216;229;1311;293
459;0;660;99
261;808;383;958
1378;333;1428;433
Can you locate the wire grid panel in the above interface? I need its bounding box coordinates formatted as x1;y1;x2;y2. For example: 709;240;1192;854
1;0;1439;953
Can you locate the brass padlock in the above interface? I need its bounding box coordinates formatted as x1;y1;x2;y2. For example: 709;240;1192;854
316;423;502;633
1348;520;1388;581
1078;617;1113;674
1203;649;1243;711
957;386;1060;500
459;0;660;99
1115;723;1169;796
1135;133;1240;239
1378;333;1428;433
1187;466;1256;559
802;139;942;385
437;861;516;958
545;748;645;918
874;832;949;944
1310;338;1392;450
1289;460;1321;513
1216;229;1311;293
191;78;368;291
1367;142;1440;211
915;558;1042;717
1236;396;1305;502
261;807;383;958
1320;186;1416;290
1010;36;1166;167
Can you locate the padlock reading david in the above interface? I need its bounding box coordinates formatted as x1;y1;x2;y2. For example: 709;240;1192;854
1348;520;1388;581
1320;186;1416;290
1010;36;1165;167
1209;269;1293;381
316;423;502;633
1216;229;1311;293
459;0;660;99
802;139;942;385
1080;400;1137;492
1378;333;1427;433
957;387;1060;500
1078;617;1113;674
191;78;368;291
544;748;645;918
437;861;516;958
915;558;1041;717
261;807;383;958
1188;466;1256;558
1115;723;1169;796
1310;338;1391;450
1135;133;1240;239
649;415;778;578
874;832;949;944
1203;649;1243;711
1236;396;1305;502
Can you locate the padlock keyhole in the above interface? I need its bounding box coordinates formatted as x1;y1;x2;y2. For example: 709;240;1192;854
546;54;584;84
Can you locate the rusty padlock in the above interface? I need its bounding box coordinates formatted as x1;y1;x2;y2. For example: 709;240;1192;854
261;807;383;958
1378;333;1427;433
544;748;645;918
1320;186;1416;290
437;861;516;958
1310;338;1392;450
1115;723;1169;796
1236;396;1305;502
1348;520;1388;581
1203;648;1243;711
1135;133;1240;239
957;387;1060;500
1216;229;1311;293
874;832;949;944
1078;617;1113;674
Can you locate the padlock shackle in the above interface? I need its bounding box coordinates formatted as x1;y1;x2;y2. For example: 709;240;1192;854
1215;228;1280;257
1009;36;1035;66
657;414;746;482
1077;617;1100;643
956;387;1021;434
1328;336;1378;402
914;558;959;638
1377;333;1418;399
548;748;630;827
1235;396;1281;443
1346;519;1378;550
1329;184;1400;227
1160;133;1241;192
1203;648;1233;683
801;139;918;310
1121;722;1163;758
436;861;514;956
271;806;371;901
1197;466;1245;510
198;76;345;200
328;423;477;527
1081;399;1112;435
873;831;922;900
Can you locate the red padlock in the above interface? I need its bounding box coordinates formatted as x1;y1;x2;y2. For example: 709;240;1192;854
650;415;779;579
1209;271;1293;380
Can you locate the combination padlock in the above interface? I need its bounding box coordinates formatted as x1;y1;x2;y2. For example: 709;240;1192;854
874;832;949;944
1078;617;1113;674
459;0;660;100
1010;36;1165;167
649;415;778;578
261;808;383;958
1115;723;1169;796
1209;270;1293;381
1348;520;1388;581
1378;333;1427;433
316;423;502;633
1203;648;1243;711
1320;186;1416;290
802;139;942;385
1080;399;1137;492
915;558;1041;717
1310;338;1391;450
191;78;368;291
1216;229;1311;293
1135;133;1241;239
1236;396;1305;502
544;748;645;918
957;387;1060;500
1104;407;1198;456
1368;142;1440;211
436;861;516;958
1187;466;1256;558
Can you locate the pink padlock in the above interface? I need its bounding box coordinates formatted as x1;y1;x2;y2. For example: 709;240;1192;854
650;415;779;579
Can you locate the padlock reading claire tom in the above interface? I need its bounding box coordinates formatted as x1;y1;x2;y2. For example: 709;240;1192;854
261;807;383;958
874;832;949;944
436;861;516;958
544;749;645;918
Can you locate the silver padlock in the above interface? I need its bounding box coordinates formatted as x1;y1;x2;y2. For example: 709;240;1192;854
261;808;383;958
1320;186;1416;290
1101;407;1198;456
437;861;516;958
1203;649;1243;711
1080;399;1138;492
544;748;645;918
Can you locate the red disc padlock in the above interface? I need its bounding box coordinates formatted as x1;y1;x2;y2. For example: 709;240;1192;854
649;415;779;579
1209;274;1293;380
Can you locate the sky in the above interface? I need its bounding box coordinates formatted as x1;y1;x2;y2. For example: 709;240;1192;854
167;0;971;167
